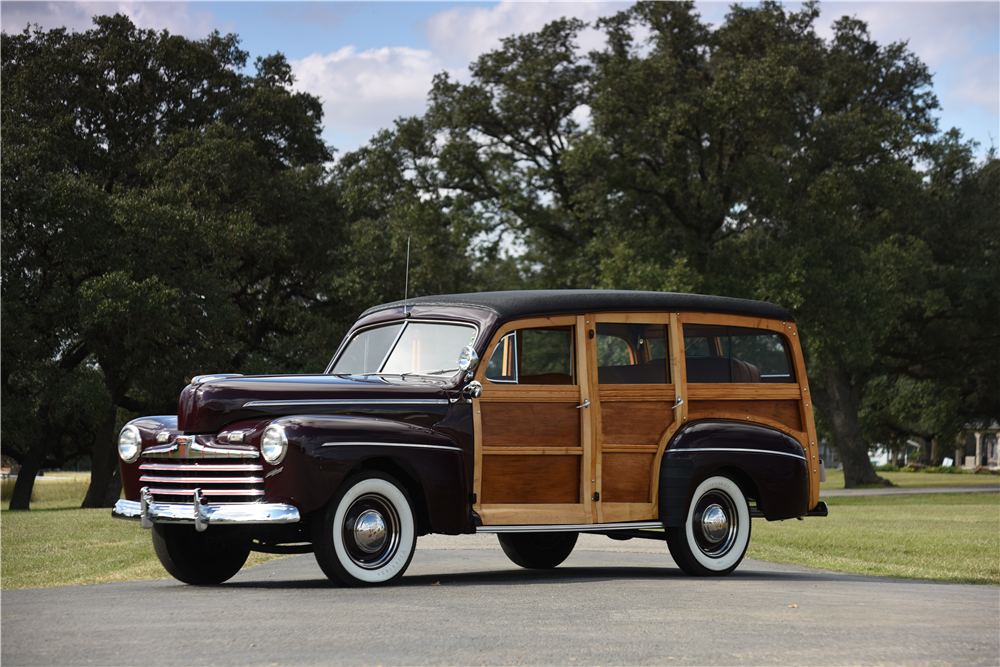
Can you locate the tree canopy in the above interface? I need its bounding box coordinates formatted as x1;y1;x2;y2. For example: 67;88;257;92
3;4;996;504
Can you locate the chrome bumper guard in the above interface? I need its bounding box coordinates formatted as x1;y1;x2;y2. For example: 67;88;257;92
806;501;829;517
113;488;300;532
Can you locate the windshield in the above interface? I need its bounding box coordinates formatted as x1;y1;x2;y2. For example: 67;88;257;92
331;321;478;376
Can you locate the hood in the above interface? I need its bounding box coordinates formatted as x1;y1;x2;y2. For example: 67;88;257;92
177;374;453;434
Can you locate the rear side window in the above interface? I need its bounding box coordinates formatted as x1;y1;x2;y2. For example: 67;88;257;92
596;323;669;384
684;325;794;383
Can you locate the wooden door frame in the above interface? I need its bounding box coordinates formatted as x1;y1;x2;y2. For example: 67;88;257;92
471;315;595;526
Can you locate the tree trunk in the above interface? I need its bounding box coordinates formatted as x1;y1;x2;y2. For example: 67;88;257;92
930;438;944;466
813;366;891;488
81;407;121;508
918;437;932;465
7;427;58;510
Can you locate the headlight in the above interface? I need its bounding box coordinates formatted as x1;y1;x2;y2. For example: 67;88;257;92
261;424;288;464
118;425;141;463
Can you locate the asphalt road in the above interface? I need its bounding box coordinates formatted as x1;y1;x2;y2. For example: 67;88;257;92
3;533;998;666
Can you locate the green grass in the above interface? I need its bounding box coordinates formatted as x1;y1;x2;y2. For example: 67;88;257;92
3;470;998;589
748;493;1000;586
1;473;94;510
1;471;286;589
820;468;999;491
0;508;287;589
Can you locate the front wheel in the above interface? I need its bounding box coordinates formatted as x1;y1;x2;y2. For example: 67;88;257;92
498;532;578;569
665;475;751;576
313;471;417;587
152;523;251;585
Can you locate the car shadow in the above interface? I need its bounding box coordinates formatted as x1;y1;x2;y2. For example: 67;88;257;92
220;562;851;590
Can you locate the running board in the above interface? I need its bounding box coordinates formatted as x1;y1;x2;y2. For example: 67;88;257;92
476;521;663;534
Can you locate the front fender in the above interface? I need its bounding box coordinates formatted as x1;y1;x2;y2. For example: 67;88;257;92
264;414;470;533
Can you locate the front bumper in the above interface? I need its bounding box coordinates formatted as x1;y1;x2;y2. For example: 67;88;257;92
113;488;300;532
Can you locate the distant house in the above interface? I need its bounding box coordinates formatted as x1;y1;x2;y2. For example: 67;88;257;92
959;424;999;469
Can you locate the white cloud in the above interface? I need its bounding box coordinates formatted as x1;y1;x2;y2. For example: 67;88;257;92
0;2;221;38
951;54;1000;114
420;1;626;65
815;2;996;68
813;2;999;121
291;45;455;149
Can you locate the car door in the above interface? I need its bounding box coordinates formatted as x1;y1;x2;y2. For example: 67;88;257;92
471;315;595;526
587;313;683;523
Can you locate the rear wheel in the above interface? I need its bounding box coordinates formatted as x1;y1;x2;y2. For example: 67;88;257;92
313;471;417;587
665;475;751;576
497;532;578;569
152;524;251;585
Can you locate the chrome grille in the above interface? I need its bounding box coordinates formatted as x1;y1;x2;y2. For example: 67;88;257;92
139;461;264;505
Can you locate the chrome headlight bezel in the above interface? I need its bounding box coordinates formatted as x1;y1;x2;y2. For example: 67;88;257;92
118;425;142;463
261;424;288;465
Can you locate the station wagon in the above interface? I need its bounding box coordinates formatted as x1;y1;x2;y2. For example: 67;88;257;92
114;290;828;585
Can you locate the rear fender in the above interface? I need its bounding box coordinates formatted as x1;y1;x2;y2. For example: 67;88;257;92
659;420;809;522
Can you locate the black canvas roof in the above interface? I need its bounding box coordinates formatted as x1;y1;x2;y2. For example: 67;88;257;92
361;290;794;323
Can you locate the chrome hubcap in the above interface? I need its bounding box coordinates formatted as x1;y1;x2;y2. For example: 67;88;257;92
341;493;401;570
700;504;729;543
353;509;387;553
692;490;738;558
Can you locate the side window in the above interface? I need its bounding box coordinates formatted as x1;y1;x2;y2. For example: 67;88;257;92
484;332;516;383
596;333;632;367
596;323;669;384
485;326;575;385
684;324;795;383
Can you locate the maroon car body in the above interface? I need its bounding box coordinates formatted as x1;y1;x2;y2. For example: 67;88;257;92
114;290;827;586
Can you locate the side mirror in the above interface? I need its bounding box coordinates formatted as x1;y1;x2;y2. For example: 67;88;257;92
458;346;479;373
462;381;483;403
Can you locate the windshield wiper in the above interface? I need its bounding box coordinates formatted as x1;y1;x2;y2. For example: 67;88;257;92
400;368;459;378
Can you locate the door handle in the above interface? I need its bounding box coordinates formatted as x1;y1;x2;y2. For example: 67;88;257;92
576;398;591;409
671;397;684;410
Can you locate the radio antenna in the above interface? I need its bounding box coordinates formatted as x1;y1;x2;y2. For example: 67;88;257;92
403;236;411;314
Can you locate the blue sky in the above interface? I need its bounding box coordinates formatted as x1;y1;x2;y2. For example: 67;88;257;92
2;1;997;158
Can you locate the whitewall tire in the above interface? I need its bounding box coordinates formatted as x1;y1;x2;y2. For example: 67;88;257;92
313;471;417;586
666;475;751;576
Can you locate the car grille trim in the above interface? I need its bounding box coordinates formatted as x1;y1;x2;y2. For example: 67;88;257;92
144;487;265;498
138;461;265;504
139;475;265;485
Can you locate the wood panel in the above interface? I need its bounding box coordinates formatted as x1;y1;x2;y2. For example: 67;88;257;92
481;402;580;447
600;402;672;446
687;386;802;400
481;455;580;504
677;312;793;332
599;385;675;402
480;386;580;402
482;447;582;456
577;315;596;520
477;505;590;526
687;400;803;432
601;503;656;523
601;453;655;503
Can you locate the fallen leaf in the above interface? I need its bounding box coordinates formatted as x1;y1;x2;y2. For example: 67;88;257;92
788;604;798;608
431;581;441;586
